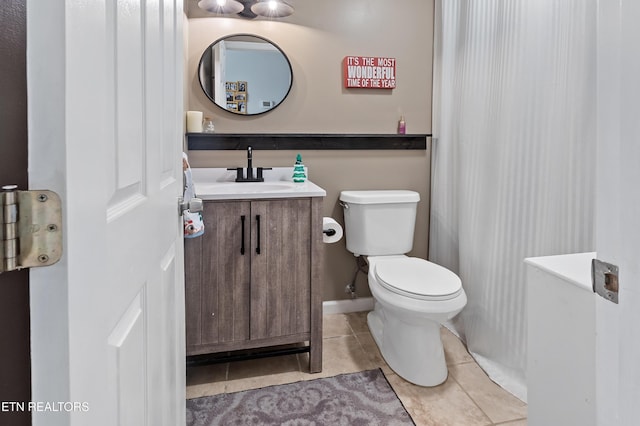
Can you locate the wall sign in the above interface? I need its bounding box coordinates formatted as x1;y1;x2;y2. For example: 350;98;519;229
343;56;396;89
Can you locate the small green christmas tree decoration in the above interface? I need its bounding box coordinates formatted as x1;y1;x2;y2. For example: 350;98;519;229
292;153;306;183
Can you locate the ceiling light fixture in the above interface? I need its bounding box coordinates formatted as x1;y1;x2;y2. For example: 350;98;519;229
198;0;244;15
251;0;294;18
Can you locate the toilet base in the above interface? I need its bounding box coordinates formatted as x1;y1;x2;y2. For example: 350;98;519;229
367;305;448;387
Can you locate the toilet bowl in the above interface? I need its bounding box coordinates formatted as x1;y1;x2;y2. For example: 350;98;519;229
339;190;467;386
366;255;466;386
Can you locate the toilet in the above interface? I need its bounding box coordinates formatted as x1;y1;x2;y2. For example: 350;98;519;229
339;190;467;386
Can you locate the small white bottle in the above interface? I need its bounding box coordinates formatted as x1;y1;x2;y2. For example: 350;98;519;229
203;117;215;133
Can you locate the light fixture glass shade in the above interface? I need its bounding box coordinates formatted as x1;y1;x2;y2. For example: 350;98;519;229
198;0;244;15
251;0;294;18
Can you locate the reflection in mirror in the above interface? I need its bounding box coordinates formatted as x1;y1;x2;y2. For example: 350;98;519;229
198;34;293;116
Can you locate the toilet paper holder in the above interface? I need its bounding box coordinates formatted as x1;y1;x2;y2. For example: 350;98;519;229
321;217;343;244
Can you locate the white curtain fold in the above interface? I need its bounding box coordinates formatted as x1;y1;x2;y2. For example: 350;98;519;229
430;0;596;401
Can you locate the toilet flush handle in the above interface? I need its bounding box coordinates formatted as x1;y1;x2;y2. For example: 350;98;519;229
339;201;349;210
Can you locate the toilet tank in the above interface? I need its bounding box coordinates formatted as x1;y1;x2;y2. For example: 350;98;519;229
339;190;420;256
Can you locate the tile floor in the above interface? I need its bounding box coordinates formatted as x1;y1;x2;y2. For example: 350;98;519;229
186;312;527;426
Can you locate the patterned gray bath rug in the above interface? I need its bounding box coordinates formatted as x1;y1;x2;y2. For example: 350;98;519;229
186;368;415;425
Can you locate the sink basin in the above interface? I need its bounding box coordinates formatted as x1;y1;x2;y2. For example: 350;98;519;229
197;182;295;194
191;168;326;200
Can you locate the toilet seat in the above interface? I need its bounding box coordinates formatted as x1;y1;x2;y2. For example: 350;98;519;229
373;257;462;301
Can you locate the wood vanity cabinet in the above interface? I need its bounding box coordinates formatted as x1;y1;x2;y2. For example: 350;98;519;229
184;197;324;373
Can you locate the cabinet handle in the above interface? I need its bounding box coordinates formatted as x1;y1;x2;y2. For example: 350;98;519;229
255;214;261;255
240;215;246;255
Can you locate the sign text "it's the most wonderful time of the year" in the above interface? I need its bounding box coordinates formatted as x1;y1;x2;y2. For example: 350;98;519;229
343;56;396;89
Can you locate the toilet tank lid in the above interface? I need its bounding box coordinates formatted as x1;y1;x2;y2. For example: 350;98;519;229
339;190;420;204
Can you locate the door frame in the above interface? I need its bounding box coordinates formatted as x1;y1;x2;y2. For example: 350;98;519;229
0;1;31;425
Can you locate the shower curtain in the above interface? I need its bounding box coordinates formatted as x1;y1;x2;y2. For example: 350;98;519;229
430;0;596;401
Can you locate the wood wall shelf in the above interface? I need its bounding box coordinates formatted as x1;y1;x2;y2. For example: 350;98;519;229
186;133;430;150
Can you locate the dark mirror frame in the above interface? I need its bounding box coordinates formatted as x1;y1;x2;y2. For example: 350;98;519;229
198;34;293;116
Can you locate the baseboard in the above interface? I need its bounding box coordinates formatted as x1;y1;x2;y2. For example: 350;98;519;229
322;297;374;315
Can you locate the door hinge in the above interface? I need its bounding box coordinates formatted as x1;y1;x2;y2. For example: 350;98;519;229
592;258;619;304
1;185;63;274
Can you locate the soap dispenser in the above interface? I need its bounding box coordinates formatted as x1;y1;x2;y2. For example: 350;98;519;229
292;153;307;183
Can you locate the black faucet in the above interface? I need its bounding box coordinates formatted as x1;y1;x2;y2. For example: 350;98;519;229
227;146;271;182
246;146;254;180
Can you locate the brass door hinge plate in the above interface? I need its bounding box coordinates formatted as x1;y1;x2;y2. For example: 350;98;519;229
1;187;63;273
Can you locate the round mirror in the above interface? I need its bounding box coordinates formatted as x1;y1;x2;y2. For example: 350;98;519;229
198;34;293;116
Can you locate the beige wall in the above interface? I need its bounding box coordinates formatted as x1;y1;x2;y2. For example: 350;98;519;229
184;1;434;301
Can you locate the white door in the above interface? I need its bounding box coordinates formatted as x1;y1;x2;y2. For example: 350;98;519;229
596;1;640;425
27;1;185;425
214;40;227;107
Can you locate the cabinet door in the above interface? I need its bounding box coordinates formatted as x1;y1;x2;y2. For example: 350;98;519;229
184;235;203;348
200;201;252;345
250;199;312;340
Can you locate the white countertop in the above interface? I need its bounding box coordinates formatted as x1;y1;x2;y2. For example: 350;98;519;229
190;167;326;200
